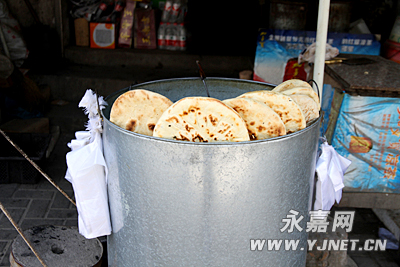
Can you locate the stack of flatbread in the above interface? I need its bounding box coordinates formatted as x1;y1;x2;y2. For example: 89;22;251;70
109;79;320;142
272;79;320;124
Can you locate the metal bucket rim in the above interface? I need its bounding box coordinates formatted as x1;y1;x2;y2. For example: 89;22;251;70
104;77;277;101
102;77;321;146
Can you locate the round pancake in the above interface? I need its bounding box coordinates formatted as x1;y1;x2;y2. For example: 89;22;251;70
238;91;306;134
153;97;250;142
289;95;319;123
280;87;320;106
272;79;313;93
110;89;173;136
222;98;286;140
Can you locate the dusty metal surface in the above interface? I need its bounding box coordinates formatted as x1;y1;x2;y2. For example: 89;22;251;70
325;55;400;96
11;225;102;267
103;78;320;267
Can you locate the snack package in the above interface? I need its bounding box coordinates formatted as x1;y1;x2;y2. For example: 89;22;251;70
134;7;157;49
118;0;136;48
90;22;116;49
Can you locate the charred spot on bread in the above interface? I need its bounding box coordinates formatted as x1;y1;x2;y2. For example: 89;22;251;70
257;126;266;132
126;119;137;131
193;134;206;142
148;123;155;131
185;125;194;132
209;114;218;126
166;116;179;123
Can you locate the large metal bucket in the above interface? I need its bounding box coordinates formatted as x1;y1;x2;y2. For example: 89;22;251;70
102;78;320;267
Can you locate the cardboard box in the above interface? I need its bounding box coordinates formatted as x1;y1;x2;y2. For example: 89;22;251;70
74;18;89;46
90;23;116;49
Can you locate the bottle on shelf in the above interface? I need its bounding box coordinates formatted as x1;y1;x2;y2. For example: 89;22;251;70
161;0;173;23
158;22;166;49
178;23;186;51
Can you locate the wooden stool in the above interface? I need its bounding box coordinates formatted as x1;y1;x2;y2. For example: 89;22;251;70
10;225;102;267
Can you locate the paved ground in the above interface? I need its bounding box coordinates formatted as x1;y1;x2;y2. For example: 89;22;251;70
0;100;85;266
0;97;400;266
0;129;79;266
339;206;400;266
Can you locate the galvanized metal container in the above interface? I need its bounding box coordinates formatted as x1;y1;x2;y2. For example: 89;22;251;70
102;78;320;267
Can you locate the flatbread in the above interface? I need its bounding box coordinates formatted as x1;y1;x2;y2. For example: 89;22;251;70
272;79;313;93
280;87;320;106
110;89;173;136
238;91;306;133
153;97;250;142
222;98;286;140
289;95;319;123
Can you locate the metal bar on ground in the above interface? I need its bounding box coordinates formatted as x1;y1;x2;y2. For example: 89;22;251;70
0;200;49;267
0;128;76;207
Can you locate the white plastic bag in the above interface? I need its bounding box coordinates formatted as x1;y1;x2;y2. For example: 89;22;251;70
298;42;339;64
65;89;111;239
0;0;28;67
314;141;351;211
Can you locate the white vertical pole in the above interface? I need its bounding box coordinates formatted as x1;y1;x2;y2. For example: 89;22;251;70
313;0;330;105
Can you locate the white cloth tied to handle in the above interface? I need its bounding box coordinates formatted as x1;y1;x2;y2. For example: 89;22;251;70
314;141;352;211
65;89;111;239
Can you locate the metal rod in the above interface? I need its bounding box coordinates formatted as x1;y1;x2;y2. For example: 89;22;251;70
23;0;41;24
313;0;331;107
196;60;210;97
0;129;76;207
0;200;49;267
55;0;64;57
95;88;103;120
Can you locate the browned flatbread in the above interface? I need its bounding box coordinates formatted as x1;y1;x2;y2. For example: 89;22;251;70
272;79;313;93
222;98;286;140
153;97;250;142
289;95;319;123
280;87;320;106
110;89;173;136
238;91;306;133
